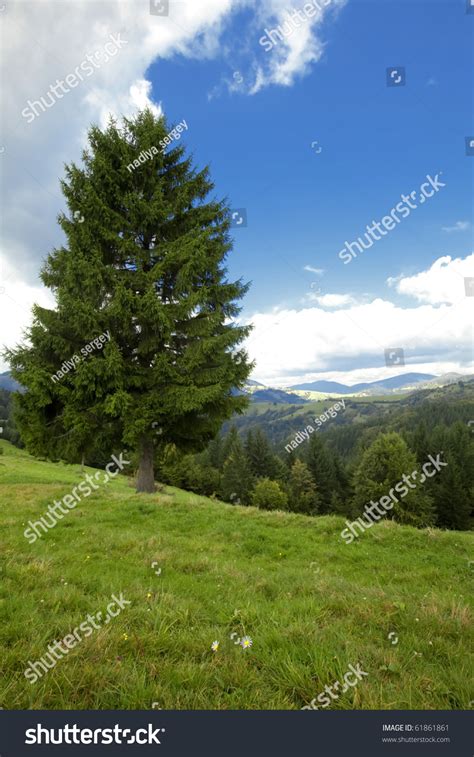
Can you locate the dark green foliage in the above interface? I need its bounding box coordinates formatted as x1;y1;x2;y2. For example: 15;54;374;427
222;379;474;460
352;432;434;527
5;109;253;491
207;433;225;470
425;422;473;530
157;418;471;532
304;435;347;514
221;433;254;505
0;389;21;447
220;426;240;470
245;428;280;479
410;420;431;464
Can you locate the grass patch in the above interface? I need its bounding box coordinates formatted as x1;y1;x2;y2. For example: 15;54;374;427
0;440;472;710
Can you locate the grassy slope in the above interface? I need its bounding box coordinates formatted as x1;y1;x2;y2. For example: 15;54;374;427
0;440;472;710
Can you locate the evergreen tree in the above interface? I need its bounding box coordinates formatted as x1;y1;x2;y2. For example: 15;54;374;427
411;421;431;465
286;459;320;515
304;435;345;513
221;426;240;468
0;389;21;447
6;110;253;492
245;428;280;479
207;433;224;470
428;422;473;530
352;432;434;527
271;454;292;486
221;434;254;505
192;447;221;496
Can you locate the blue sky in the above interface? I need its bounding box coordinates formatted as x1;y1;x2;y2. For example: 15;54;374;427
1;0;473;384
152;0;472;313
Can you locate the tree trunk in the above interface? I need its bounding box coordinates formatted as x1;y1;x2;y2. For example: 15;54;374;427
136;435;155;493
81;452;85;473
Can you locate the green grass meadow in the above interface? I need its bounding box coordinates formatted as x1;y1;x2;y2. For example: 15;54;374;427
0;440;473;710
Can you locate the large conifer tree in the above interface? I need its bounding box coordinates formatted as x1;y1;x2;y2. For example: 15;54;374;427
7;110;252;492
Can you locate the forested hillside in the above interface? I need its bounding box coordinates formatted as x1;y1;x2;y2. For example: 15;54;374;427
3;380;473;532
157;381;474;532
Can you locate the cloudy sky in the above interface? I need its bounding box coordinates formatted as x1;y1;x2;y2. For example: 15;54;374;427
1;0;473;386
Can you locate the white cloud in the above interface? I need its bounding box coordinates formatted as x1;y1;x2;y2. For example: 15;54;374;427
304;265;324;275
387;253;474;304
1;0;240;370
244;254;474;385
0;0;346;373
0;257;56;364
207;0;346;97
441;220;471;233
310;293;356;307
0;0;240;288
249;0;346;93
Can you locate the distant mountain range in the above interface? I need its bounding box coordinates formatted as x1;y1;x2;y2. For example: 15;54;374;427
224;375;474;447
243;372;474;403
288;373;436;394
